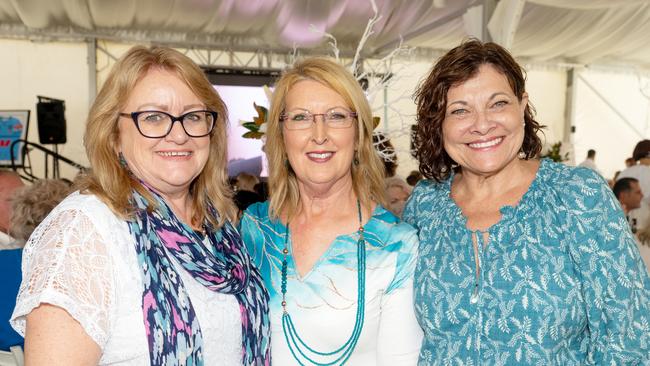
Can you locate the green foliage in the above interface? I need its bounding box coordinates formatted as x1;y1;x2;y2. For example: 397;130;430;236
540;141;569;162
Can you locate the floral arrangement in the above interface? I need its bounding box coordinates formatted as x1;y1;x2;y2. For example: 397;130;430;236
240;102;268;139
540;141;569;162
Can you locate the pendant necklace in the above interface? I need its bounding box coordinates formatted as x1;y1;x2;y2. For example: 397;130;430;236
281;199;366;366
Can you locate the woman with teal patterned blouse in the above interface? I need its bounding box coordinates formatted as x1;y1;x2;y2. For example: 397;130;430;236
404;39;650;365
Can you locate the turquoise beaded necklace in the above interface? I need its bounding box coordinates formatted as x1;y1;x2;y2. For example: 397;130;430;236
281;199;366;366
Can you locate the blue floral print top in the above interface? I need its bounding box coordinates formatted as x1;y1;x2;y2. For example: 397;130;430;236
403;159;650;365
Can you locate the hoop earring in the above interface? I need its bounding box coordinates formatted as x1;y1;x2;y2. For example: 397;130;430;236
353;152;359;166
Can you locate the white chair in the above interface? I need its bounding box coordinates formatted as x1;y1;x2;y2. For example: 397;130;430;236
0;346;24;366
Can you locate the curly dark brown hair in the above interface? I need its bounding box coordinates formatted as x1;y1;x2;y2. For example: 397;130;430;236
413;38;544;182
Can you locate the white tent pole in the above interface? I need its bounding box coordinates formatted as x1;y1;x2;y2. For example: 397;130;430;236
481;0;497;42
463;0;497;42
87;38;97;107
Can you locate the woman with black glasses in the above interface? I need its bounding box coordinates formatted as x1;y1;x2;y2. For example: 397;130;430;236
239;57;422;365
11;46;270;365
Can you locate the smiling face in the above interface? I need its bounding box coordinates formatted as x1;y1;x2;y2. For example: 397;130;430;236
282;79;357;193
442;64;528;177
117;68;211;199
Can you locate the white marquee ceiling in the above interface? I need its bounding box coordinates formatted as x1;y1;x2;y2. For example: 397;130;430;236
1;0;649;68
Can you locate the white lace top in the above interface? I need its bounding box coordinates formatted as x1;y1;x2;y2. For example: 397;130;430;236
11;192;242;365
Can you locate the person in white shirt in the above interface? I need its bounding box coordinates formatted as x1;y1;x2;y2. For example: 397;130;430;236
577;149;601;175
11;45;270;365
618;140;650;233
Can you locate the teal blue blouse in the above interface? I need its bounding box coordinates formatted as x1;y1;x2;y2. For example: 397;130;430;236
403;159;650;365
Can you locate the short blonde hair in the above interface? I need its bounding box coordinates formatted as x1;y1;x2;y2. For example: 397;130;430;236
266;57;386;220
235;172;260;192
78;45;236;227
10;179;73;243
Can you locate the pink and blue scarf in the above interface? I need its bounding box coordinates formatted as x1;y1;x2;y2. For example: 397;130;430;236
128;186;270;365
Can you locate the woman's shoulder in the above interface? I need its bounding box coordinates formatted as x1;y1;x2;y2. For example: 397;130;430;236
407;177;450;206
242;200;271;221
532;159;615;214
536;159;608;194
366;205;418;250
39;191;126;241
53;191;114;214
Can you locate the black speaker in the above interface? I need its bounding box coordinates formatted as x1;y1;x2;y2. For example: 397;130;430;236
36;96;67;144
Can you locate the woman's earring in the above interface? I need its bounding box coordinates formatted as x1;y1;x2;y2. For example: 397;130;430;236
118;152;128;167
440;166;448;173
518;151;526;159
353;152;359;166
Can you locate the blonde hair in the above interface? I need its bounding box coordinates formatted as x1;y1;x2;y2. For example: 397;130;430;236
10;179;74;243
235;172;260;192
78;45;236;227
266;57;386;220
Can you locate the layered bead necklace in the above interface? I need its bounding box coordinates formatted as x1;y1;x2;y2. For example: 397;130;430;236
280;199;367;366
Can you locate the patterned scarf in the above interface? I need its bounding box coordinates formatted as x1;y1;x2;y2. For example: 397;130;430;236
127;187;270;365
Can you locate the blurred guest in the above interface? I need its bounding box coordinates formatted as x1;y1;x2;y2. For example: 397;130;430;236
0;170;24;249
406;170;422;187
385;176;411;218
235;172;260;192
618;140;650;232
613;177;643;216
233;190;263;218
1;179;73;351
0;248;22;351
254;181;269;201
11;46;269;365
407;39;650;364
577;148;601;175
9;179;74;242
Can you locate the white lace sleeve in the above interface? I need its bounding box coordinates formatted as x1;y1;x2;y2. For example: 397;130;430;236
10;201;115;349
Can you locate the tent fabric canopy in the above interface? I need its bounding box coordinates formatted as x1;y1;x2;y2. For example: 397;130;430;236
1;0;649;67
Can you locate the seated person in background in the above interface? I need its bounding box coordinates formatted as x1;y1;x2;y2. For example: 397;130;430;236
385;176;412;218
9;179;74;243
613;177;643;219
233;173;263;215
0;248;23;352
0;170;24;249
234;172;259;192
405;170;422;187
233;190;263;218
253;181;269;201
617;140;650;232
1;179;73;351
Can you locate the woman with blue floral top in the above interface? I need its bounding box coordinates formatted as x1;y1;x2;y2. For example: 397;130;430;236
404;39;650;365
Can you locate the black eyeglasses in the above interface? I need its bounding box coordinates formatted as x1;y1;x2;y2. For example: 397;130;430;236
119;110;217;138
